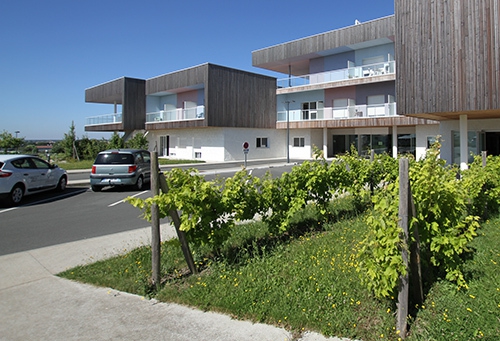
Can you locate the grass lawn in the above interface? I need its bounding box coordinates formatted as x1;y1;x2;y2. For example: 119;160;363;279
59;202;500;341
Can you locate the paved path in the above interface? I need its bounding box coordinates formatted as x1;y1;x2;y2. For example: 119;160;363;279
0;224;350;341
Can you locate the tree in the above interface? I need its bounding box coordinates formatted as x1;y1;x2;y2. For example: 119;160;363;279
76;136;108;160
108;132;124;149
61;122;77;160
0;130;24;153
125;132;149;149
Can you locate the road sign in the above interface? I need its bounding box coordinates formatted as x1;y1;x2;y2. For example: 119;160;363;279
242;141;249;150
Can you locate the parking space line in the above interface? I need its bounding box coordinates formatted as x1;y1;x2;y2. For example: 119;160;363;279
108;190;149;207
0;207;17;214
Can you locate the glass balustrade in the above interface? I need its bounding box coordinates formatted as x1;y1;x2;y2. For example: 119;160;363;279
277;103;397;122
146;105;205;123
277;60;395;89
85;113;122;125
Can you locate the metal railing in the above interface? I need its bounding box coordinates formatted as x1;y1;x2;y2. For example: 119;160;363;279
277;103;397;121
277;60;396;88
146;105;205;123
85;113;122;125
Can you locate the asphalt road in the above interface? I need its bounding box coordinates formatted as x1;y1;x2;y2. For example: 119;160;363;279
0;161;297;256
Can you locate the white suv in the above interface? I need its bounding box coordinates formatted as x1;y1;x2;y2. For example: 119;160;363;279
0;155;68;206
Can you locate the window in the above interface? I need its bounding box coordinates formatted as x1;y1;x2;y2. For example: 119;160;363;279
398;134;416;156
256;137;268;148
293;137;305;147
427;136;437;149
195;152;202;159
301;101;323;120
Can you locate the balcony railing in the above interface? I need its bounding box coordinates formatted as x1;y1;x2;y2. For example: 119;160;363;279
85;113;122;125
277;103;397;122
146;105;205;123
277;60;396;89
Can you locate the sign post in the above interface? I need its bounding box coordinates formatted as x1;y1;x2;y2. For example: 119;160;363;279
242;141;249;168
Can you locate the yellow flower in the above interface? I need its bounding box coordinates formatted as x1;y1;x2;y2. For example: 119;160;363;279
467;307;472;312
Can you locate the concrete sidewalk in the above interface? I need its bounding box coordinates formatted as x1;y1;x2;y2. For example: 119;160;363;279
0;224;349;341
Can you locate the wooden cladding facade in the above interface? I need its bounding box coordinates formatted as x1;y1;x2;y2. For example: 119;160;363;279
146;63;276;130
85;77;145;132
123;78;146;131
395;0;500;118
252;16;395;75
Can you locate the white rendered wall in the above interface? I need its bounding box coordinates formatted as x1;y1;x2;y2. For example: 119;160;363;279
147;127;286;162
415;124;439;160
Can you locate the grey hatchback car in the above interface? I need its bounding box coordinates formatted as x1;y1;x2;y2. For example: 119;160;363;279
90;149;151;192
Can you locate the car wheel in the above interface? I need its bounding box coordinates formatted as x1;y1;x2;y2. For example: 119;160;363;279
91;185;103;192
56;176;67;192
9;185;24;206
134;176;144;190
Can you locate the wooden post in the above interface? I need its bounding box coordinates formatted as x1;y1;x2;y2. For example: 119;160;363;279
151;151;161;288
397;158;410;338
482;151;487;167
159;173;198;275
370;149;375;194
409;188;423;306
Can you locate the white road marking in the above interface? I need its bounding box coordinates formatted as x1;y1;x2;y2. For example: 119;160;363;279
108;190;149;207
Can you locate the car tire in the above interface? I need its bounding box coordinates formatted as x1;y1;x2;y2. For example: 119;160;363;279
91;185;103;192
56;176;67;192
134;176;144;191
9;184;24;206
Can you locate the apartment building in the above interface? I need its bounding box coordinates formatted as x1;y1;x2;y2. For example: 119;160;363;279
85;0;499;166
252;15;438;161
85;64;280;161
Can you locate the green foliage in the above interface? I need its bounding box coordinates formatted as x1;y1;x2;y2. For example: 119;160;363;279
127;143;495;306
127;168;261;254
60;121;77;159
108;132;124;149
125;132;149;149
358;142;482;299
76;135;109;160
358;181;406;298
0;130;25;153
410;144;479;288
461;155;500;218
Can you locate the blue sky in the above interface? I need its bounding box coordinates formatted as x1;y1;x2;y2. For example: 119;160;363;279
0;0;394;140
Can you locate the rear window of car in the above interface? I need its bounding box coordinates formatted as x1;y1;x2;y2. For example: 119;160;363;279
94;153;134;165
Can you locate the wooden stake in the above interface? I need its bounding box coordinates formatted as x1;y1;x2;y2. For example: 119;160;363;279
397;158;409;338
151;151;161;287
159;173;198;275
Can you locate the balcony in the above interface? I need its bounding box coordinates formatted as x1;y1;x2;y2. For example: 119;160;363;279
86;113;122;126
277;60;395;89
146;105;205;123
277;103;397;122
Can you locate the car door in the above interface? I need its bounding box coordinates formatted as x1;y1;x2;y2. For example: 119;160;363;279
11;158;45;191
29;157;55;189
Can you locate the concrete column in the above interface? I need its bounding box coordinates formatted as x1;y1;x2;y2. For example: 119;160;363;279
460;114;468;170
323;127;328;158
392;125;398;158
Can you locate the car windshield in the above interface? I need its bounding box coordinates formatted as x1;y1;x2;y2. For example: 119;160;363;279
94;153;134;165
